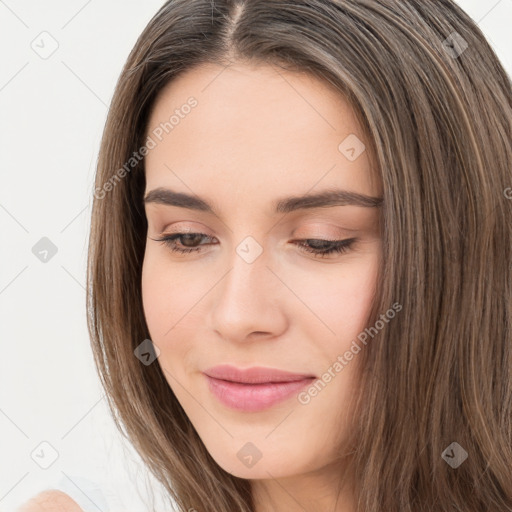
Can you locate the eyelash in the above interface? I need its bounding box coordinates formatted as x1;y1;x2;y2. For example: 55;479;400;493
150;232;357;258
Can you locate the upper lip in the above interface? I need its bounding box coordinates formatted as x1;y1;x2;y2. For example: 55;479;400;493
203;364;316;384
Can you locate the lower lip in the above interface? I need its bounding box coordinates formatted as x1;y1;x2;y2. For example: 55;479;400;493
205;375;314;412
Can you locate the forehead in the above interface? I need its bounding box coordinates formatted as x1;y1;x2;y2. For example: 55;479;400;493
144;61;381;210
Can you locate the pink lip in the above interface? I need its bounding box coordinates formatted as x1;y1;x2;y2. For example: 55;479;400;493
203;365;316;412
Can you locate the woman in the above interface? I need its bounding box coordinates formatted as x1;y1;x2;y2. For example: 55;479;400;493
20;0;512;511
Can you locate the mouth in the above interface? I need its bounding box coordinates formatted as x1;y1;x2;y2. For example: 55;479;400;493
203;365;316;412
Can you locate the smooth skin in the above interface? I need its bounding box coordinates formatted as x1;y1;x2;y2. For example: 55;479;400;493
142;61;383;512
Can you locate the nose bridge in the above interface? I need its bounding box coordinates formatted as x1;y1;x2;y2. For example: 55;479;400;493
221;234;272;305
209;233;287;340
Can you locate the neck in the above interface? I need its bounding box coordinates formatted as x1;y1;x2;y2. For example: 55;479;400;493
251;460;357;512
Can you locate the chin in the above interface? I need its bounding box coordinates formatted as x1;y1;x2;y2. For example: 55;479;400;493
202;435;315;480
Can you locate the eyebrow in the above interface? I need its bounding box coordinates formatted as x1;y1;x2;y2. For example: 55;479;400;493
143;187;383;214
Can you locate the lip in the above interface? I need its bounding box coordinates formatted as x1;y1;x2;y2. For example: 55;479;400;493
203;364;315;384
203;365;316;412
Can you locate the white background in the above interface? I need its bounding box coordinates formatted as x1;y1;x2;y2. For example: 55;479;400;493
1;1;511;511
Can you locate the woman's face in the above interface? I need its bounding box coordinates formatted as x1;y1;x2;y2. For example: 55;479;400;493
141;61;382;480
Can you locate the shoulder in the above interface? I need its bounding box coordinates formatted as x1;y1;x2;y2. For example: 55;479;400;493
17;490;84;512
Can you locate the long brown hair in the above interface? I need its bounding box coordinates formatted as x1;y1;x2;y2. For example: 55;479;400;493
86;1;512;510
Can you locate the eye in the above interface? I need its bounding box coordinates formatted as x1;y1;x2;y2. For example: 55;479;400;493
149;232;217;254
149;232;357;258
293;237;357;258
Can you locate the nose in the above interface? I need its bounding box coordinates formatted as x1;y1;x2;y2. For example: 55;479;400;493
208;240;289;343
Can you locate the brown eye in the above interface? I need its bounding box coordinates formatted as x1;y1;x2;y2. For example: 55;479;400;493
149;233;357;258
150;232;216;253
293;238;357;258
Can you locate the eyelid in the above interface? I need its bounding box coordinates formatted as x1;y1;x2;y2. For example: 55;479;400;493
155;219;363;241
292;225;358;239
160;222;214;236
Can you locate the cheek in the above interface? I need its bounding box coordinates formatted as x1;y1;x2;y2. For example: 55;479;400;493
141;252;168;337
141;249;202;339
141;253;194;389
327;261;378;333
141;249;216;375
289;253;380;344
